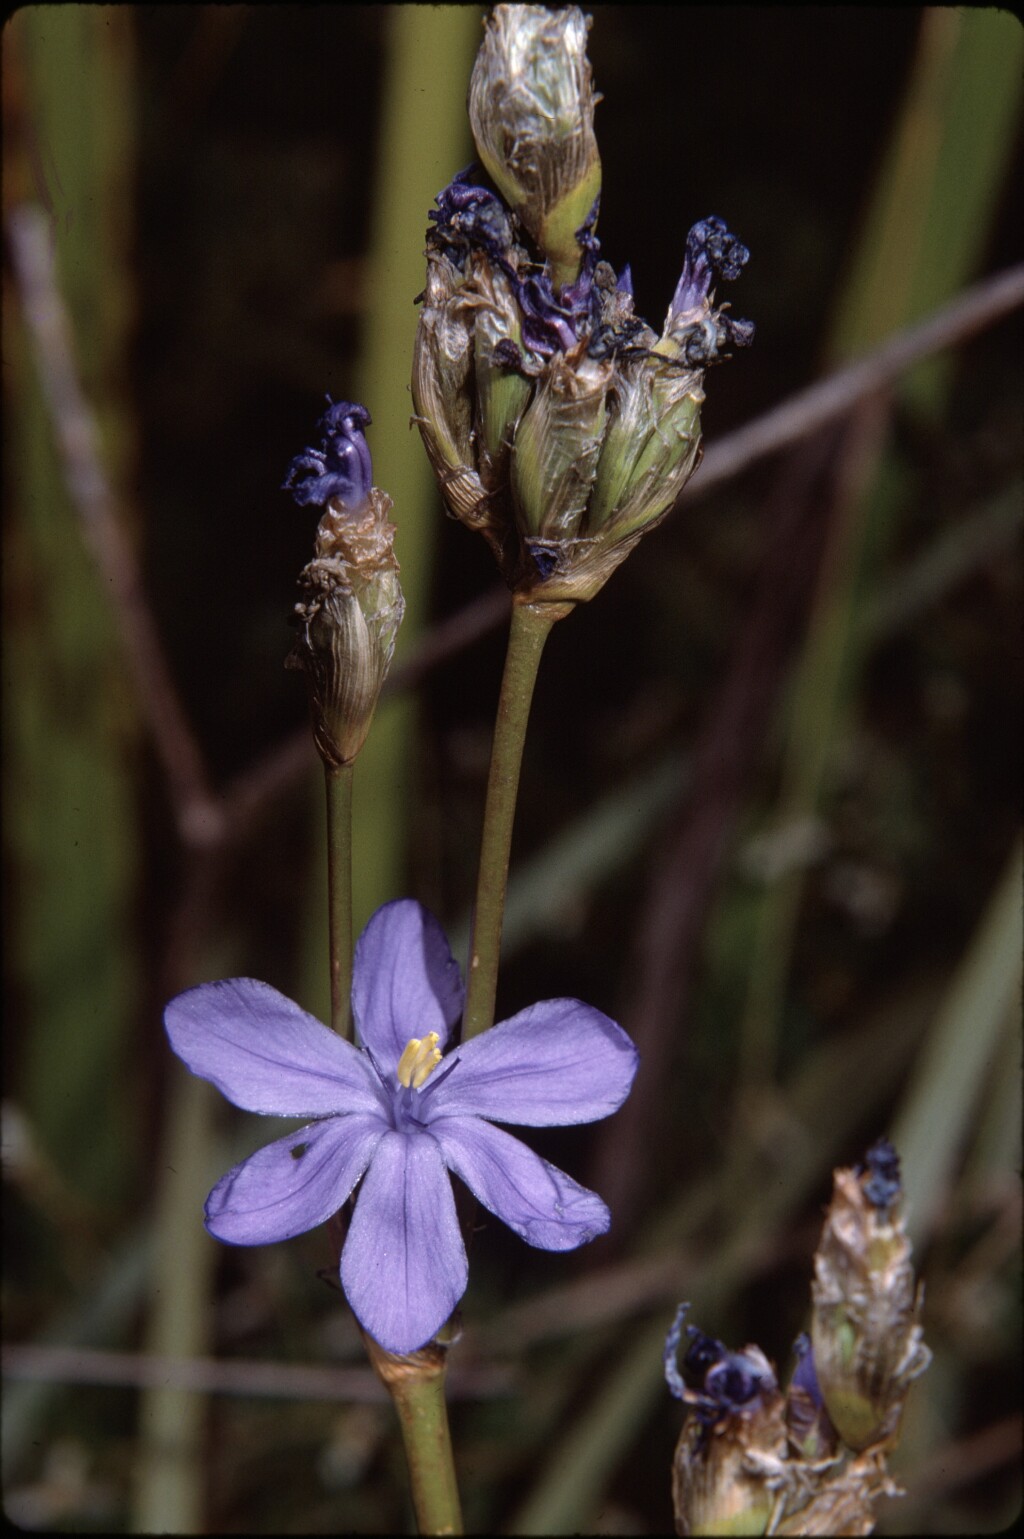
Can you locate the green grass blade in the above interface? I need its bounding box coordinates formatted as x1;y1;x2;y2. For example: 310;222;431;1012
890;839;1023;1247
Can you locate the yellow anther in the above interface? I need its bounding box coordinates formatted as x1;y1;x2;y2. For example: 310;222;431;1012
396;1031;442;1089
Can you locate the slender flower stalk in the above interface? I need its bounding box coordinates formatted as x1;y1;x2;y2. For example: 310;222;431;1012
363;1334;463;1536
463;598;570;1040
325;764;354;1036
282;399;404;1041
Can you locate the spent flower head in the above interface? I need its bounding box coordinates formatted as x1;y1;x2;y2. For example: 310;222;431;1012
283;400;404;768
165;899;638;1354
811;1137;931;1452
413;6;752;607
665;1304;788;1537
664;1141;931;1535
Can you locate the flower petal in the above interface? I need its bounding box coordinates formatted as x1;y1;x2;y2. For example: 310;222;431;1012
165;978;385;1117
205;1114;385;1244
432;1116;609;1250
351;901;464;1072
423;999;638;1125
340;1130;467;1354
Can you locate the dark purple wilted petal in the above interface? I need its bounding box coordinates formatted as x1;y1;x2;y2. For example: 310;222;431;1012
431;1116;609;1250
351;900;464;1074
857;1136;902;1212
165;978;385;1118
341;1130;467;1354
422;998;637;1126
205;1113;385;1245
282;398;373;510
669;216;750;321
427;168;516;270
790;1332;824;1403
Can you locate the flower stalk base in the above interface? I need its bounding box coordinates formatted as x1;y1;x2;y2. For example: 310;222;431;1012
362;1331;463;1536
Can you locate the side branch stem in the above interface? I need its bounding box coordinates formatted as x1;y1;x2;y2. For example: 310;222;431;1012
325;763;354;1037
463;599;570;1040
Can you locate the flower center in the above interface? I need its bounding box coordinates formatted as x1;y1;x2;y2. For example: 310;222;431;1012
396;1032;442;1090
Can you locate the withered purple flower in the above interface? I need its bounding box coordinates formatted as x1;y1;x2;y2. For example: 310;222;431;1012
664;1304;778;1436
165;900;638;1355
282;397;373;510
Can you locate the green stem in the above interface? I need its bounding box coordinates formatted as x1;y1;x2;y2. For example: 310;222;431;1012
363;1335;463;1535
463;599;570;1040
324;763;354;1037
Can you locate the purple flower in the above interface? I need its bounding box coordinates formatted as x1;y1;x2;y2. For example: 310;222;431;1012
282;397;373;510
664;1303;777;1439
164;899;638;1354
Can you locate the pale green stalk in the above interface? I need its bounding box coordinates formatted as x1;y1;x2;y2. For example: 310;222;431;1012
463;600;571;1040
325;763;354;1037
363;1335;463;1535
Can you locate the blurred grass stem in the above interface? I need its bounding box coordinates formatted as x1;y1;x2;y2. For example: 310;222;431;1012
463;600;570;1040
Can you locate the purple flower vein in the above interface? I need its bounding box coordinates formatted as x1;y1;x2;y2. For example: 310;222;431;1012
164;898;638;1354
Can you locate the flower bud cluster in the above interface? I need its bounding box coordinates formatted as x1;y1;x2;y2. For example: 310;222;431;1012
665;1140;929;1536
413;3;752;607
283;399;404;769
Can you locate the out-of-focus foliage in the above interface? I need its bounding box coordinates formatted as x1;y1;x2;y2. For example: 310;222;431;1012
3;6;1020;1534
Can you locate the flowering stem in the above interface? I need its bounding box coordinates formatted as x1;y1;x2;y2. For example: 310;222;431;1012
324;763;354;1037
463;598;572;1040
362;1334;463;1535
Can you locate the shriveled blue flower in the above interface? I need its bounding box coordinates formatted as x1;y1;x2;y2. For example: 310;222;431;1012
665;1304;788;1535
165;899;638;1355
664;1303;778;1438
856;1135;901;1214
282;397;373;510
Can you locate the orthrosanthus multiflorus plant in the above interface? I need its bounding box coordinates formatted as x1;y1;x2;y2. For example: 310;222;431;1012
162;7;755;1530
165;899;638;1354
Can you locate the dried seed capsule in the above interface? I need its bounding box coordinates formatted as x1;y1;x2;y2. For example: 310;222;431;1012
511;341;612;542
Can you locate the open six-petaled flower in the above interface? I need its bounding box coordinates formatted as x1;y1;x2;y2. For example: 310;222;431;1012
165;899;638;1354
